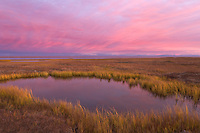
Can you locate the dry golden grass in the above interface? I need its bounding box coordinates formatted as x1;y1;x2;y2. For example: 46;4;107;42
0;72;48;81
0;86;200;133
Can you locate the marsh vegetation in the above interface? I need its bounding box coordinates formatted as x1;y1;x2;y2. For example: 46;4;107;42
1;71;199;103
0;57;200;83
2;76;198;113
1;86;200;132
0;58;200;132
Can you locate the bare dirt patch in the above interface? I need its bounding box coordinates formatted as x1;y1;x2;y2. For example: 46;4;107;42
165;72;200;84
0;109;73;133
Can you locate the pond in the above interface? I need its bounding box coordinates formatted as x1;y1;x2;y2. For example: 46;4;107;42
0;56;129;60
11;60;43;62
0;77;199;113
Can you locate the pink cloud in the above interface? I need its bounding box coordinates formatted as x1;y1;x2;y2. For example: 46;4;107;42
0;0;200;55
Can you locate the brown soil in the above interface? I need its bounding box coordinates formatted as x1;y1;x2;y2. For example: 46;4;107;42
0;109;73;133
165;72;200;84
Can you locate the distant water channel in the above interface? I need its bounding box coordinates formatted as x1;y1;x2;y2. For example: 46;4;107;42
0;77;199;113
0;56;132;60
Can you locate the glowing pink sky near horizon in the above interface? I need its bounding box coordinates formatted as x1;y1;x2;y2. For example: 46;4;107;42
0;0;200;56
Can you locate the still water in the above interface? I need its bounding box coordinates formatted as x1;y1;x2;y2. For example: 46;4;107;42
0;77;199;113
11;60;42;62
0;56;131;60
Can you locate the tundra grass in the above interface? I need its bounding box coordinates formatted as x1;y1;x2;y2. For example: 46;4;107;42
0;86;200;133
49;71;200;103
0;71;200;103
0;72;49;81
1;58;200;84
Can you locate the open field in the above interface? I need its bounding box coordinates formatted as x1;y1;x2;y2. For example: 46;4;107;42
0;57;200;132
0;57;200;84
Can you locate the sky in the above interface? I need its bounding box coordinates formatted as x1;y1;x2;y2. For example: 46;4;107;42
0;0;200;56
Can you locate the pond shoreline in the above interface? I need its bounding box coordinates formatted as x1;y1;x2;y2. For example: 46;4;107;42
0;71;199;103
1;76;199;113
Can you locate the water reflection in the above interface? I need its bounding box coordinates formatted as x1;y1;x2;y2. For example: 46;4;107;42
11;60;42;62
0;77;199;113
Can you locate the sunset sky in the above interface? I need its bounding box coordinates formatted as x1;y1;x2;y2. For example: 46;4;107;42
0;0;200;56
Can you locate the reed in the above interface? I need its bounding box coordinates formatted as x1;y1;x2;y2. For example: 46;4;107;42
0;72;49;81
0;86;199;132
